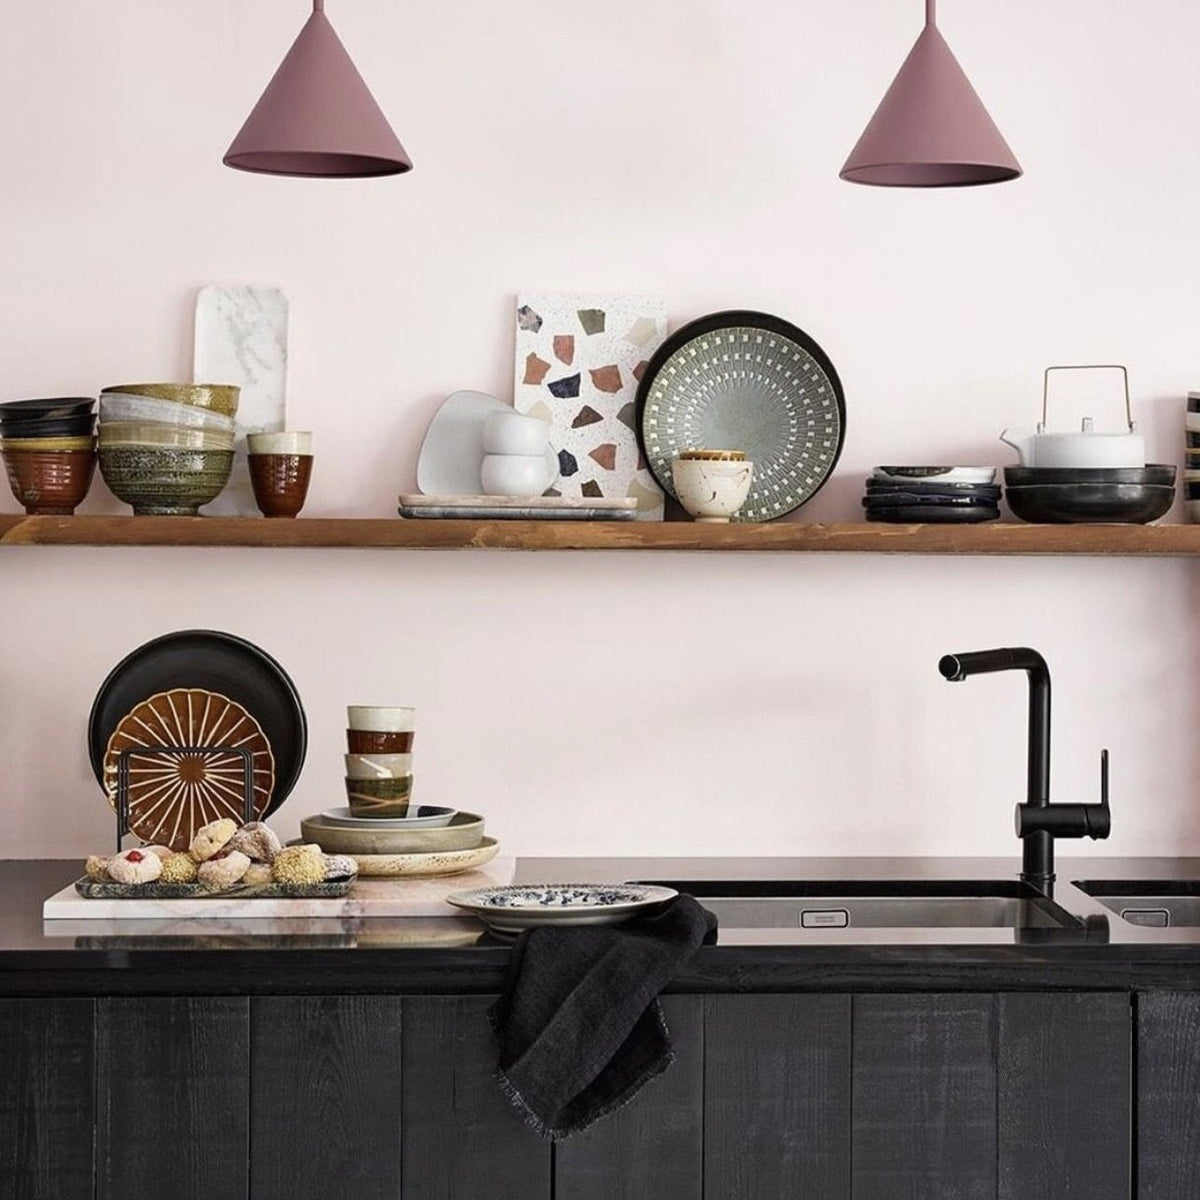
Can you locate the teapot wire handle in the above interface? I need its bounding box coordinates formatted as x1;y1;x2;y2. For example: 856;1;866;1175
1043;365;1132;431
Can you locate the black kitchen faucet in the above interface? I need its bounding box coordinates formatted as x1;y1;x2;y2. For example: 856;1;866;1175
939;647;1112;892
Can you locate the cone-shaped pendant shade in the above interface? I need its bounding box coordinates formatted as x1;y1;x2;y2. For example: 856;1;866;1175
224;1;411;179
840;5;1020;188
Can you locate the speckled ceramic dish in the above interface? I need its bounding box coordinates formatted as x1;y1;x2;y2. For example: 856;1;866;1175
319;806;454;829
446;883;677;932
301;811;485;856
99;446;234;515
102;383;240;418
348;837;500;878
99;393;236;432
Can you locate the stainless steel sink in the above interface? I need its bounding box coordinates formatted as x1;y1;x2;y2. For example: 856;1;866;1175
1074;881;1200;928
638;880;1082;930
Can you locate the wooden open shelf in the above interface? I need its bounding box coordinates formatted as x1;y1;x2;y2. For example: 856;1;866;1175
2;514;1200;555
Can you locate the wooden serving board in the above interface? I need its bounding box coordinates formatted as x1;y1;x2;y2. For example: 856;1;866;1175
43;859;516;920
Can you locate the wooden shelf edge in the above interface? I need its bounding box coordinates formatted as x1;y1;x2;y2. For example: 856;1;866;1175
2;514;1200;555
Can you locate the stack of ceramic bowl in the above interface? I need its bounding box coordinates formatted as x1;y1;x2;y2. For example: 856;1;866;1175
1187;393;1200;523
98;384;239;516
863;467;1001;523
0;397;98;515
481;411;555;497
297;705;499;878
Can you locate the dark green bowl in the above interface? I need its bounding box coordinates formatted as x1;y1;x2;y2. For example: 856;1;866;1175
98;446;234;516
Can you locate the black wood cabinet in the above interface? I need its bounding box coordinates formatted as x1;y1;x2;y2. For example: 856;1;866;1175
0;989;1173;1200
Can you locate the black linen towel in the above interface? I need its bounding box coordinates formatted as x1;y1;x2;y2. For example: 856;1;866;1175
490;894;717;1140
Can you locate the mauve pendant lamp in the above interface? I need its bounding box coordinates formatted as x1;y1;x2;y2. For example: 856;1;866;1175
224;0;411;179
840;0;1020;187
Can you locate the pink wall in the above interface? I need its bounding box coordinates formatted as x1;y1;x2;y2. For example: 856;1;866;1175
1;1;1198;861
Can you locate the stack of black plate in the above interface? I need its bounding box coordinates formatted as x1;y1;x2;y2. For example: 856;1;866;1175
863;467;1001;524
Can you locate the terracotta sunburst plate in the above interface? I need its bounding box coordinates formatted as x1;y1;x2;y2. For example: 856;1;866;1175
103;688;276;849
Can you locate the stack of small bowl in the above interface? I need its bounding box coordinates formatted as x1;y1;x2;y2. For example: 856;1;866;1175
345;706;416;817
98;384;239;516
1188;393;1200;523
0;397;97;515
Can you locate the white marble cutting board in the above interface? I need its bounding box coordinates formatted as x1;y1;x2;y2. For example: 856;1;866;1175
193;284;289;516
43;859;514;920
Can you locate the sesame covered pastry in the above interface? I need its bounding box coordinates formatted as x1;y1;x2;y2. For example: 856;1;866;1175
272;844;326;887
85;855;112;882
159;852;199;884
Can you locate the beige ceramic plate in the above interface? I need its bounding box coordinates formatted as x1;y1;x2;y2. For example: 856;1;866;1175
301;811;485;856
349;837;500;878
104;688;275;850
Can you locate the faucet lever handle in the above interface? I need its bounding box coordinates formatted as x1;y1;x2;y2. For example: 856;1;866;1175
1100;748;1110;811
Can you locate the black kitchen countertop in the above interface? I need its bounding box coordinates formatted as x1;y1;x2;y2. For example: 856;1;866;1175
6;856;1200;996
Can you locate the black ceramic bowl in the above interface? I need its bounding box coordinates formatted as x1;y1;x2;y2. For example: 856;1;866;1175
0;397;95;421
0;413;97;438
1004;465;1176;488
1006;483;1174;525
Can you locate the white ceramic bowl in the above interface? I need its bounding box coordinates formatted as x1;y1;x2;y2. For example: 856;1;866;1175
248;431;313;456
672;458;755;523
348;705;416;733
481;453;553;497
99;393;236;433
345;753;415;779
482;411;550;457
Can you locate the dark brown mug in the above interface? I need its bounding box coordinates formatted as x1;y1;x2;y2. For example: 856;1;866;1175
347;729;415;754
249;453;312;518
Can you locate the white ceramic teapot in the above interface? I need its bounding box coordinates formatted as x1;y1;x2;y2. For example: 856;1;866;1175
1000;365;1145;469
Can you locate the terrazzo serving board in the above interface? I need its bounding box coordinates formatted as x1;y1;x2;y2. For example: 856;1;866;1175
193;284;289;516
43;859;515;920
514;293;668;520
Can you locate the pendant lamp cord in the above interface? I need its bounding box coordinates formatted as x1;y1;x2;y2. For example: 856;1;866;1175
926;0;935;23
313;0;324;10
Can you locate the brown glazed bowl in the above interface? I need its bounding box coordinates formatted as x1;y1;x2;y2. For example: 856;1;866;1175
347;729;415;754
2;446;96;515
249;453;313;518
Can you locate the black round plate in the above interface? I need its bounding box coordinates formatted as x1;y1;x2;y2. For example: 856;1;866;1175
863;491;994;508
88;630;307;816
867;503;1000;524
636;311;846;522
866;480;1002;500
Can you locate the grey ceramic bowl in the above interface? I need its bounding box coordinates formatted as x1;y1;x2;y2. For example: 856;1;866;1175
98;446;234;516
1006;483;1175;525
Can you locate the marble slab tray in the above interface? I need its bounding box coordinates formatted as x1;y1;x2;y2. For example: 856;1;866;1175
398;494;638;521
43;859;515;920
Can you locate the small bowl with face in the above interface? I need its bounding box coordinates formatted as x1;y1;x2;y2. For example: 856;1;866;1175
102;383;240;418
2;446;96;514
347;728;414;754
346;774;414;818
345;753;414;780
347;706;416;733
98;446;234;516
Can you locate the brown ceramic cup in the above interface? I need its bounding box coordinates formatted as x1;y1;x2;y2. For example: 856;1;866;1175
346;774;414;818
2;446;96;515
248;453;313;518
347;729;414;754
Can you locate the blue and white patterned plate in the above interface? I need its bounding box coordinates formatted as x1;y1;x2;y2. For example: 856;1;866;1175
445;883;677;932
